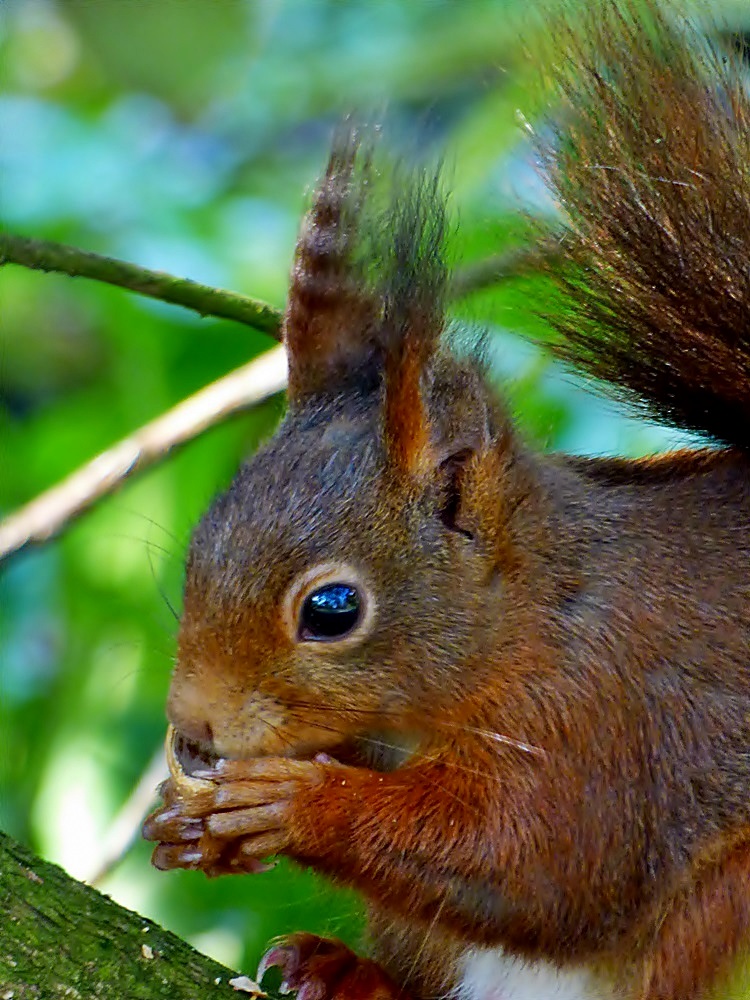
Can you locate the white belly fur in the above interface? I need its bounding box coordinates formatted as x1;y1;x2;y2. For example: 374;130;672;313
457;946;619;1000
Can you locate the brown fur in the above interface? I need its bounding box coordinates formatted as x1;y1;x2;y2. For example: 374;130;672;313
144;5;750;1000
541;0;750;447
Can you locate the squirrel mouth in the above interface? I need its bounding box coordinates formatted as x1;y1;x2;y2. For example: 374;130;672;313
171;729;223;777
167;726;417;781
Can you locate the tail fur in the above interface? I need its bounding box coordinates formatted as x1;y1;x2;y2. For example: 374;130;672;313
542;0;750;448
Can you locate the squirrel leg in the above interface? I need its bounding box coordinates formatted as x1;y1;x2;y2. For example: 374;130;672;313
257;933;409;1000
636;836;750;1000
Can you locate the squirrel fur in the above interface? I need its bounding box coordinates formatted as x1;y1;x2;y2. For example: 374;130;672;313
143;4;750;999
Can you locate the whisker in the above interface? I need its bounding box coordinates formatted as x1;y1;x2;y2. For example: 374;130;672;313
451;724;546;758
281;711;538;786
406;896;447;989
110;535;179;561
279;699;547;757
113;509;187;549
262;715;299;754
146;542;179;623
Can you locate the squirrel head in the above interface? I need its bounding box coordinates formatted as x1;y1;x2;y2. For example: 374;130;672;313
168;129;543;765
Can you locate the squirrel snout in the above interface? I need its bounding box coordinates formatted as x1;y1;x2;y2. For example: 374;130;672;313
170;715;214;748
166;692;214;749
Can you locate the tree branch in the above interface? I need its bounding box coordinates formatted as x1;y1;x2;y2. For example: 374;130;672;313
449;238;563;299
0;233;283;338
0;345;288;561
0;830;244;998
0;229;561;339
0;231;561;565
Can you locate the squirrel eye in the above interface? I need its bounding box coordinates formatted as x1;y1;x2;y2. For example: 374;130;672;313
300;584;361;641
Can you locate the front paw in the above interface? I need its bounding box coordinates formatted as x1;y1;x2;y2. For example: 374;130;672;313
201;756;326;864
258;933;408;1000
143;805;277;876
142;798;226;874
143;757;330;875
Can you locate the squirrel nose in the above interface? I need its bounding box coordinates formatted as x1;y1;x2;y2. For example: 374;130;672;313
183;718;214;746
166;685;215;747
168;712;214;748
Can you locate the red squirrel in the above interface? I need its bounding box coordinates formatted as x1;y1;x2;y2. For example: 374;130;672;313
143;3;750;999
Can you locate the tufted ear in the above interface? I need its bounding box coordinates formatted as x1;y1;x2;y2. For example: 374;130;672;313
436;447;477;537
285;125;451;466
381;171;448;476
284;128;380;405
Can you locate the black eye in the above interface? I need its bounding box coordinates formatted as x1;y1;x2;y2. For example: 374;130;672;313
300;584;361;641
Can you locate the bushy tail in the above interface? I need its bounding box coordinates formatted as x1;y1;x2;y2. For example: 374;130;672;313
542;0;750;448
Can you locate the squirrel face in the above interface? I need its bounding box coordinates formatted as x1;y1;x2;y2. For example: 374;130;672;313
166;131;546;767
169;370;506;764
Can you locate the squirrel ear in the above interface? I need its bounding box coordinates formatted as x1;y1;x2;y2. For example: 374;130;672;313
284;128;380;404
433;393;494;537
382;172;448;476
437;448;476;538
285;128;450;444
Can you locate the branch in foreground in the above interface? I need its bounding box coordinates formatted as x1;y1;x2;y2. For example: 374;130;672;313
0;344;288;561
0;830;240;997
0;233;283;338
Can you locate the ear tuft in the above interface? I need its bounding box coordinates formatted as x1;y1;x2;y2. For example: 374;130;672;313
284;124;380;403
381;169;449;475
285;125;451;469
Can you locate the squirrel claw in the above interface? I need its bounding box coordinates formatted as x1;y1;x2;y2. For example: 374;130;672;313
257;945;292;982
142;807;203;843
256;934;407;1000
151;842;203;871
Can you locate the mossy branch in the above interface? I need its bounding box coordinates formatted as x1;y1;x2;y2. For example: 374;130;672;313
0;232;283;338
0;830;246;998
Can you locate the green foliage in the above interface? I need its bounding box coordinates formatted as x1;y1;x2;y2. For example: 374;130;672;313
2;0;750;987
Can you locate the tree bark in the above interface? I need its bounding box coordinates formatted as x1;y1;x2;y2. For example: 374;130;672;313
0;831;244;998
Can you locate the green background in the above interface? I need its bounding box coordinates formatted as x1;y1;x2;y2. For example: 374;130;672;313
1;0;748;989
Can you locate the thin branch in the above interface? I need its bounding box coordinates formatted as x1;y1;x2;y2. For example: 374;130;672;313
0;232;283;338
86;746;169;887
0;344;288;561
0;230;562;335
450;238;564;299
0;233;561;564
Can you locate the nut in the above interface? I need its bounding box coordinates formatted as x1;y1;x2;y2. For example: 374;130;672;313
165;723;217;797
